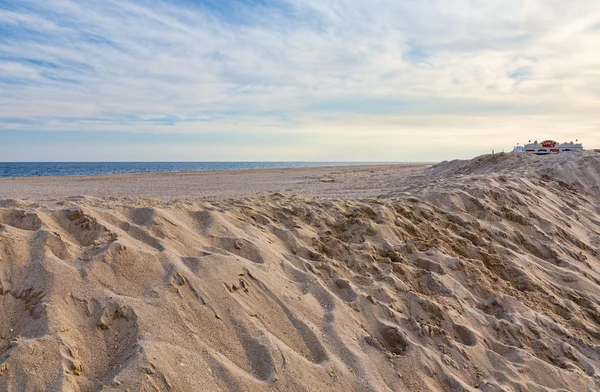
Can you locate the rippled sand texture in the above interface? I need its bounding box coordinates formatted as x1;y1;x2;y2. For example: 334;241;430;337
1;152;599;391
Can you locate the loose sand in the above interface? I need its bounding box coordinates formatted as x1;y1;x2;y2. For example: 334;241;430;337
0;164;428;200
1;153;599;391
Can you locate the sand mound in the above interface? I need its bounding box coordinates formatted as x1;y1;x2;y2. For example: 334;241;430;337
1;153;600;391
427;151;600;195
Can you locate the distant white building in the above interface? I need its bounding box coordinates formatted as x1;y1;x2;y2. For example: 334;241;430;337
513;140;583;154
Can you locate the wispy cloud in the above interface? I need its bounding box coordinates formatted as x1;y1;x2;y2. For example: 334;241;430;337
1;0;599;160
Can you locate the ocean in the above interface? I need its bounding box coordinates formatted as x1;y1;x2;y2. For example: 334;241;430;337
0;162;391;178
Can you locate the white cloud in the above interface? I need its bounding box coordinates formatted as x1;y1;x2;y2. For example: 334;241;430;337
1;0;599;160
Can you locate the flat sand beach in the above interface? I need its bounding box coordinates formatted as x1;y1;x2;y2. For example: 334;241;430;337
0;163;428;200
1;153;600;391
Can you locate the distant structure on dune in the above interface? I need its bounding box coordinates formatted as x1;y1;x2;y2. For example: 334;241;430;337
513;139;583;155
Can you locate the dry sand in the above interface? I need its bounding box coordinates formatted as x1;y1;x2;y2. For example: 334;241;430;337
1;153;600;391
0;164;428;201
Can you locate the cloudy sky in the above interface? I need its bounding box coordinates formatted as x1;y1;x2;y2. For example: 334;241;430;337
1;0;599;161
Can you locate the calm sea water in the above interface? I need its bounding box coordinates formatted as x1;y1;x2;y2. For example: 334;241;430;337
0;162;392;178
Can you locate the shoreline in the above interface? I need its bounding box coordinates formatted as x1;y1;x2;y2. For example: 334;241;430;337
0;161;438;179
0;163;431;201
0;162;429;181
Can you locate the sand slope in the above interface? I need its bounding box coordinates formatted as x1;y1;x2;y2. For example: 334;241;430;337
1;152;600;391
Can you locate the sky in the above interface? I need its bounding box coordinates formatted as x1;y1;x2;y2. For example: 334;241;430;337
0;0;599;162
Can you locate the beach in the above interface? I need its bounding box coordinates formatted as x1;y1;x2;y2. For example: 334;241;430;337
0;164;427;200
1;153;600;391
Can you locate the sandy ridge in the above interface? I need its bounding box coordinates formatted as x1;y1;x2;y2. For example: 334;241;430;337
0;152;599;391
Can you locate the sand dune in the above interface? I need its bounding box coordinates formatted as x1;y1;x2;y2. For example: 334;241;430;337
1;152;600;391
